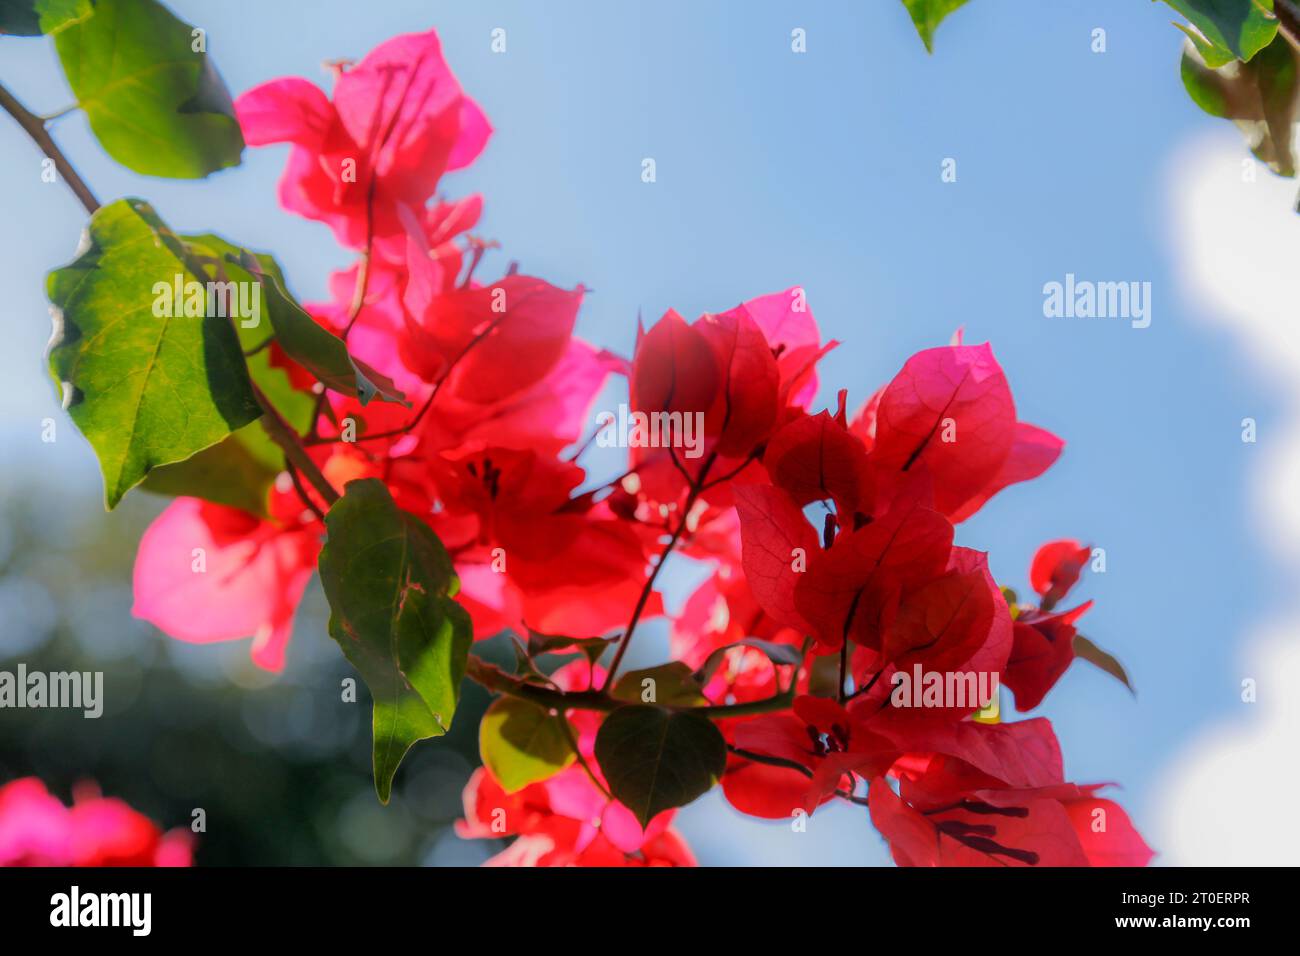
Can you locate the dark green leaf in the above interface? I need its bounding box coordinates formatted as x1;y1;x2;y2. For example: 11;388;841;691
1164;0;1278;67
53;0;243;177
479;696;575;793
594;705;726;827
901;0;971;53
46;198;261;509
1181;32;1300;176
612;661;708;706
525;627;615;668
694;638;805;685
183;236;315;430
0;0;91;35
1073;634;1136;695
234;252;408;407
318;478;472;803
508;637;557;686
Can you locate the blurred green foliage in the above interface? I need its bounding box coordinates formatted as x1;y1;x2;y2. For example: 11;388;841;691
0;482;505;865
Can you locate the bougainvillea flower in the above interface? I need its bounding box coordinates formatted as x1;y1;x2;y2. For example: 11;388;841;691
1004;601;1093;712
863;344;1062;521
625;290;831;505
457;663;695;866
1029;538;1091;609
0;778;192;867
762;399;873;518
732;483;821;639
457;768;696;866
793;476;954;652
430;445;662;638
235;30;490;253
695;304;780;456
736;286;832;410
402;273;585;404
132;497;321;672
864;717;1152;866
882;547;1011;678
727;696;897;817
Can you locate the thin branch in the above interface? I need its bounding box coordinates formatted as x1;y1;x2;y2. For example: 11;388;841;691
253;382;340;507
556;714;612;801
1276;0;1300;52
465;655;795;719
0;81;99;215
284;458;327;523
308;299;514;446
600;452;716;691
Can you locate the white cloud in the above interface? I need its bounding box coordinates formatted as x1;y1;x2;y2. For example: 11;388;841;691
1156;131;1300;864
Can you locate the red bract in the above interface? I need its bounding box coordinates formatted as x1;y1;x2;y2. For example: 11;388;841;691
857;343;1062;522
1003;539;1097;711
235;30;490;255
1030;538;1091;608
864;717;1152;866
132;496;321;672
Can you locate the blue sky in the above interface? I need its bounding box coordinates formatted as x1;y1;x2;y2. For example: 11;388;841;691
0;1;1283;864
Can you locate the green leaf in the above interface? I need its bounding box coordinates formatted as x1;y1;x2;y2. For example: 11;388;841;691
508;636;556;686
0;0;91;35
612;661;708;706
235;252;408;406
183;236;315;429
694;638;805;685
479;696;575;793
139;422;279;516
53;0;243;178
1073;634;1136;695
525;627;615;668
134;236;318;517
901;0;971;53
1164;0;1278;66
318;478;472;803
1181;32;1300;176
593;705;727;828
46;198;261;509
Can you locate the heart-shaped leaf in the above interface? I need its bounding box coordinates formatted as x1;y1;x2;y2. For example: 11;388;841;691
479;696;575;793
594;705;726;827
47;198;261;509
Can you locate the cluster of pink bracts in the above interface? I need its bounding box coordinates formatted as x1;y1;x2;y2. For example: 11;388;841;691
11;29;1152;867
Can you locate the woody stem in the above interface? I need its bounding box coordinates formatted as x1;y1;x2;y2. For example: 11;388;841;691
466;656;794;717
0;82;99;215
